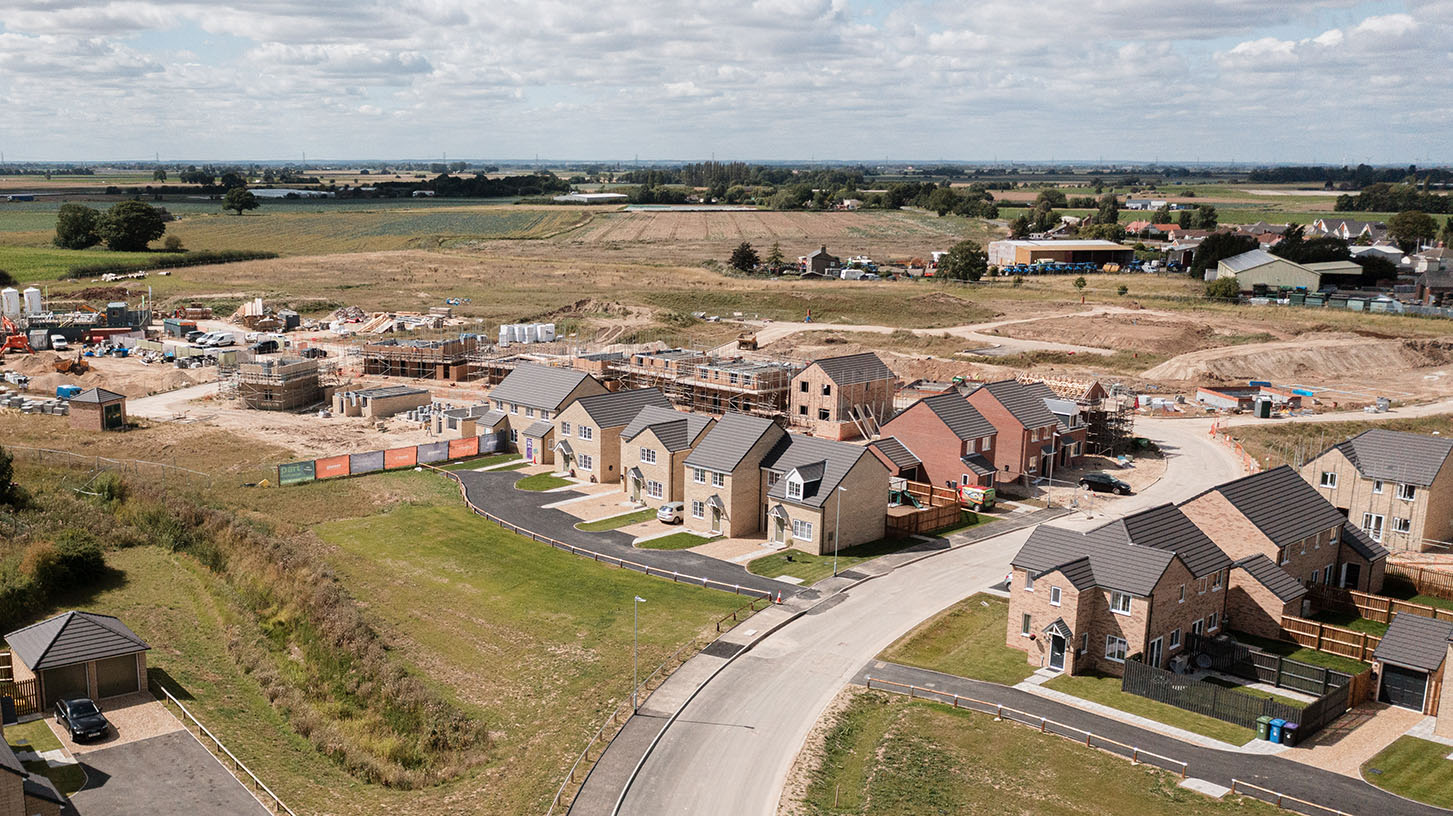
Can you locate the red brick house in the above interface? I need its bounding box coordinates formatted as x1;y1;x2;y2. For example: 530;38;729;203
876;393;997;490
965;379;1076;492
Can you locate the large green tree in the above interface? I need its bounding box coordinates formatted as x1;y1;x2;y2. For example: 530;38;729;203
1096;193;1120;226
53;203;102;249
0;445;21;508
1388;210;1438;252
98;201;167;251
728;241;759;272
1189;232;1258;279
223;187;259;215
938;239;987;281
1194;204;1218;230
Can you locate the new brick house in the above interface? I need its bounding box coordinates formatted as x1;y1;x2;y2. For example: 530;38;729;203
1179;465;1388;639
867;436;924;482
759;435;888;554
619;405;715;505
876;392;997;491
965;379;1077;492
552;388;672;483
1300;428;1453;553
788;352;895;440
1008;504;1231;675
682;413;787;537
479;364;608;464
1021;381;1089;469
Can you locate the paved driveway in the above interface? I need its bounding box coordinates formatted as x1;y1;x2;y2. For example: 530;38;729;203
68;730;269;816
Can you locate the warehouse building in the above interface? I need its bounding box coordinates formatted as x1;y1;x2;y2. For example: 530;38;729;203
987;239;1135;268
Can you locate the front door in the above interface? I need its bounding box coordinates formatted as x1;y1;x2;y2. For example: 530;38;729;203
1341;562;1361;589
631;478;641;503
1048;635;1066;671
1147;636;1164;669
524;437;534;462
713;507;723;535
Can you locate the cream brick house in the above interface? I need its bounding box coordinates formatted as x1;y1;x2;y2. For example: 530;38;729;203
788;352;895;441
682;414;787;537
619;406;715;505
1008;504;1231;675
759;435;889;555
1300;429;1453;553
552;388;672;483
480;364;608;465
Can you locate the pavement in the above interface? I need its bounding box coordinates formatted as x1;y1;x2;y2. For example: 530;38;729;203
67;730;270;816
857;661;1450;816
453;469;793;597
1282;702;1427;776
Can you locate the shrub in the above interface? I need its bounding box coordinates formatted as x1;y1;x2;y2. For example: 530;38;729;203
1117;284;1129;296
63;249;279;279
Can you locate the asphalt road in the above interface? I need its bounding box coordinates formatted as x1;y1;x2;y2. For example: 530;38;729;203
67;730;269;816
617;417;1249;815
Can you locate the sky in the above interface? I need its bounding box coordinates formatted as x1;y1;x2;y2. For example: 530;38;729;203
0;0;1449;164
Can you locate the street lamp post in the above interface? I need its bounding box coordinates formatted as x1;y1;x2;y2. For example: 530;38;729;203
632;595;646;712
833;485;847;577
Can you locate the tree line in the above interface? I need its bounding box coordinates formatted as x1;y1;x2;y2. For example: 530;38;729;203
1249;164;1453;189
1336;182;1451;214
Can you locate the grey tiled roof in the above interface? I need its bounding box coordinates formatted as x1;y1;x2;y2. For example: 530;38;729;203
1012;524;1177;597
69;387;125;404
573;388;672;429
1233;555;1307;603
487;363;599;411
478;409;508;427
1375;613;1453;672
980;380;1057;430
1331;429;1453;487
807;352;894;386
5;611;149;672
909;392;997;440
960;453;995;476
870;436;921;470
763;434;880;508
1200;465;1346;548
1340;521;1389;563
622;406;714;452
0;741;21;777
524;420;554;437
1110;503;1231;579
22;773;65;804
683;413;783;473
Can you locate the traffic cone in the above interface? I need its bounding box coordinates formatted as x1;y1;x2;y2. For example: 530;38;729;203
775;591;783;604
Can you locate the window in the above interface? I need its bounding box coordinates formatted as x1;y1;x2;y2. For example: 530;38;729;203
982;437;992;452
578;425;593;441
1081;633;1088;653
729;372;739;385
818;408;831;421
1109;591;1131;615
1372;480;1384;494
510;403;519;414
1278;547;1289;565
1178;584;1186;603
640;448;657;465
1049;586;1062;606
711;471;725;488
961;474;971;488
577;454;593;471
493;400;503;410
541;411;550;420
1362;512;1385;542
509;429;519;443
1021;614;1032;637
692;468;706;484
1212;571;1222;592
1169;628;1182;650
792;518;814;541
1197;577;1207;594
1105;636;1127;663
1024;573;1035;592
1323;565;1333;584
646;480;664;499
1207;612;1219;632
799;381;808;393
1398;483;1417;501
691;500;705;519
1319;471;1337;488
1393;517;1412;534
798;405;808;415
560;421;571;436
1191;619;1203;636
526;407;535;418
787;480;803;500
821;384;832;396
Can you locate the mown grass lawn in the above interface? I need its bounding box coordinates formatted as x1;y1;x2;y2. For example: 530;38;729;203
748;538;913;585
1043;672;1255;745
638;532;719;550
798;691;1281;815
1309;608;1389;637
1230;630;1370;675
0;244;169;283
437;453;519;471
4;720;84;795
1200;676;1308;709
515;472;573;491
878;594;1036;686
576;508;657;532
1362;737;1453;809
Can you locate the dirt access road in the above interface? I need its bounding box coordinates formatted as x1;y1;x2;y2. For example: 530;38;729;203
715;305;1168;357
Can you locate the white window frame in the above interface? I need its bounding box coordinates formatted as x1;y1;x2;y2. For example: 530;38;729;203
1372;480;1383;494
1105;636;1127;663
577;453;593;471
1278;546;1289;565
1178;584;1186;603
1024;573;1035;592
692;467;706;484
711;471;726;488
526;407;535;418
792;518;814;542
1207;612;1219;632
787;480;803;500
1393;517;1412;534
578;425;593;441
1109;590;1131;615
1169;628;1181;650
1021;613;1032;637
1197;577;1208;595
1191;619;1203;637
509;429;518;442
982;437;992;452
1319;471;1337;488
646;480;664;500
1397;483;1417;501
1049;586;1062;606
691;500;705;519
1212;571;1222;592
560;421;572;437
1363;512;1385;542
640;447;657;465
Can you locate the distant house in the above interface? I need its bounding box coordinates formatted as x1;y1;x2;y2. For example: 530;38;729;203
620;406;715;505
1300;428;1453;553
68;387;126;432
553;388;673;482
482;364;609;464
6;611;150;707
877;393;997;491
788;352;895;440
682;413;787;537
760;435;888;554
802;246;840;276
1209;249;1320;291
1307;217;1387;243
1412;247;1451;275
1416;269;1453;306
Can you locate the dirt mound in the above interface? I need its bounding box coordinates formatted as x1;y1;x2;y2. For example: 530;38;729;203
2;352;215;398
532;298;636;320
1142;334;1453;383
55;285;135;303
999;314;1278;356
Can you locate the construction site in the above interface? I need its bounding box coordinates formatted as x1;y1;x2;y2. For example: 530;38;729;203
234;357;325;411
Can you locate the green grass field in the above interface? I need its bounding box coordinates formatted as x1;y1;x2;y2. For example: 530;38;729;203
1042;672;1255;745
1362;737;1453;809
0;245;170;283
798;692;1279;815
515;472;573;491
748;537;912;585
1309;608;1389;637
1227;631;1369;675
576;508;657;532
638;532;719;550
1230;415;1453;474
878;594;1036;686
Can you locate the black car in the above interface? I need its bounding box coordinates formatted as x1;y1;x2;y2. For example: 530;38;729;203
55;698;110;742
1079;472;1132;495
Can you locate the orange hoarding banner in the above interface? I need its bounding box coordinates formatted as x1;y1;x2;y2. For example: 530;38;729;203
384;447;418;469
314;454;350;479
448;436;479;459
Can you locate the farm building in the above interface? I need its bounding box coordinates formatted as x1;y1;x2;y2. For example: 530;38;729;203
987;239;1134;268
333;385;431;419
5;611;150;707
67;388;126;431
1209;249;1321;291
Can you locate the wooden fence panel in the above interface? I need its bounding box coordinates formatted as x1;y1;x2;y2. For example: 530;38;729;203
1386;564;1453;602
1280;615;1378;662
1307;584;1453;624
0;679;39;716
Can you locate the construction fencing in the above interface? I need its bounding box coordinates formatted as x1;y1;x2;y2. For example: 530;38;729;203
276;433;501;485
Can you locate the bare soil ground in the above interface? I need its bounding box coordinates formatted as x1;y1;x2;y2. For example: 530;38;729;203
1;351;216;398
996;313;1283;356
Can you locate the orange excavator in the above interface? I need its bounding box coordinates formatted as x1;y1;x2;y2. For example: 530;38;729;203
0;316;33;356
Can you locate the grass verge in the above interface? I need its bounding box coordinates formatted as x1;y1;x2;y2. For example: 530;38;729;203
1362;737;1453;809
878;594;1036;686
438;453;520;471
4;720;84;795
1309;609;1389;637
748;537;912;585
797;691;1280;815
576;509;657;532
515;473;573;491
637;532;719;550
1043;672;1255;745
1230;630;1370;675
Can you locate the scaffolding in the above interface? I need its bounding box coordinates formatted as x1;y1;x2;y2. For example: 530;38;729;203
1017;373;1134;456
236;357;323;411
363;336;477;380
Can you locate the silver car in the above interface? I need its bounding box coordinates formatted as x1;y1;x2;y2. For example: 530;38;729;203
656;502;684;524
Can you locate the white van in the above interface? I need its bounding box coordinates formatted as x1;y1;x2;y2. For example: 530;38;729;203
49;335;70;351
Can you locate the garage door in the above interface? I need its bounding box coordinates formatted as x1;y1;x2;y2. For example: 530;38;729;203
41;664;89;708
95;655;139;698
1379;664;1428;710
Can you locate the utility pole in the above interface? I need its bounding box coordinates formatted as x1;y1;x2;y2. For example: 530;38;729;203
833;486;847;577
632;595;646;712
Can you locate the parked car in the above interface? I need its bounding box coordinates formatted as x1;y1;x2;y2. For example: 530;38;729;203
184;330;206;342
656;502;684;525
49;335;69;351
250;339;279;354
1079;472;1132;495
54;698;110;742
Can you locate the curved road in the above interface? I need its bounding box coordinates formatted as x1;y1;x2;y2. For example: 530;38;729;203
617;418;1250;815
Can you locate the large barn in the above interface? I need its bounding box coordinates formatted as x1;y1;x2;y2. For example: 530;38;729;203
987;239;1135;268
